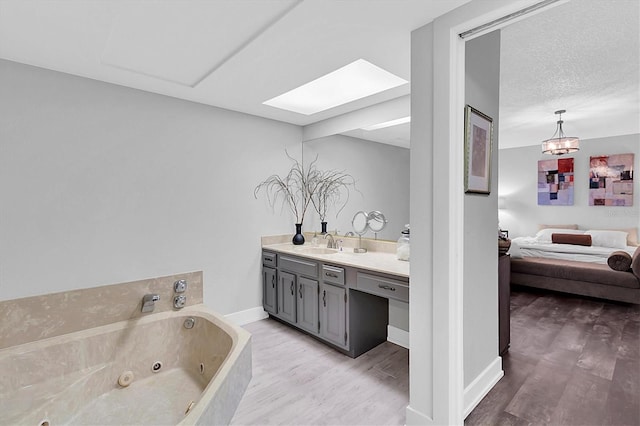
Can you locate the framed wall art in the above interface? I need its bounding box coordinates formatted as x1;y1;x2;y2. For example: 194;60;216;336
464;105;493;194
538;158;574;205
589;153;634;206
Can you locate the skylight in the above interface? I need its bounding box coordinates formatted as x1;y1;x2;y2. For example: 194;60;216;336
263;59;408;115
362;116;411;131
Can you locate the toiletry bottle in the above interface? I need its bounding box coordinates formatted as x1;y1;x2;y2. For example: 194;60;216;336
397;225;410;261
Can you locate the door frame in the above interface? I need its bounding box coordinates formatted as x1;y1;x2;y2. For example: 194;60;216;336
408;1;566;424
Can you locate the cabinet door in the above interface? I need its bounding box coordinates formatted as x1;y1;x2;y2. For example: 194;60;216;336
263;266;277;315
297;276;319;334
277;271;297;323
320;283;347;348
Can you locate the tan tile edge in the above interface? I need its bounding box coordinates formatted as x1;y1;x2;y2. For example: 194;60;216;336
0;271;203;349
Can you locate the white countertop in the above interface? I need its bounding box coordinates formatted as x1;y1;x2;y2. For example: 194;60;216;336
262;242;410;279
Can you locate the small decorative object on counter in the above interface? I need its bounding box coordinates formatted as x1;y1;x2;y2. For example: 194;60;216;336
293;223;305;245
321;221;328;234
397;225;410;261
311;232;319;247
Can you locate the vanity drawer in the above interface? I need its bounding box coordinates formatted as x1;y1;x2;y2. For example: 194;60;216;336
322;264;345;286
356;272;409;302
262;251;277;267
280;255;318;278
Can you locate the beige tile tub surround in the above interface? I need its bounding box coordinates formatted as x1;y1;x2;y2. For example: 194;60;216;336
0;271;203;349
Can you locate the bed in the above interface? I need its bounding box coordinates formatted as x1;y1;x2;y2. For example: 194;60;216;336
508;226;640;304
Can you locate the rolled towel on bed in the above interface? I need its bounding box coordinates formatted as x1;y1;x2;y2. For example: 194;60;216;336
551;233;592;246
608;251;632;271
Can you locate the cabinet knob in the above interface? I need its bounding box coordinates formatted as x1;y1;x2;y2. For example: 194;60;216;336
299;284;303;299
323;290;326;307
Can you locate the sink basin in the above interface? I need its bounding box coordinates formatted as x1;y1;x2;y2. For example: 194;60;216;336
298;247;338;255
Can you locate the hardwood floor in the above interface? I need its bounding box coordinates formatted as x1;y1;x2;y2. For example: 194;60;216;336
230;318;409;425
231;289;639;426
466;288;640;426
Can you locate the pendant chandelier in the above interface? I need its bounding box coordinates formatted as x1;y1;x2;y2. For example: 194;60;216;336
541;109;580;155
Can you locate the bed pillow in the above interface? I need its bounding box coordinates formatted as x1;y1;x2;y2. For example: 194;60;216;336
552;233;592;246
535;228;584;242
538;224;579;231
584;230;628;249
608;251;632;271
609;228;639;247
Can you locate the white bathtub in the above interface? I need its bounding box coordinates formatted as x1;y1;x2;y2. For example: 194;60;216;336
0;305;251;425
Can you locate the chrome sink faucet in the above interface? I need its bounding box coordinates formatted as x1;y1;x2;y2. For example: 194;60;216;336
141;294;160;313
324;233;336;249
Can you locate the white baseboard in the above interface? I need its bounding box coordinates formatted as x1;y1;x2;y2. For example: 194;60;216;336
387;325;410;349
405;405;434;425
225;306;268;326
463;356;504;418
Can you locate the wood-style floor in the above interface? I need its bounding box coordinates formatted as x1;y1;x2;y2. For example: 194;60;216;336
230;289;639;426
466;288;640;426
230;318;409;425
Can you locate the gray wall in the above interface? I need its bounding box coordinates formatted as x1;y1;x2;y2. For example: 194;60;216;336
464;30;501;387
408;20;435;419
302;134;410;242
499;133;640;238
0;59;300;313
0;59;413;336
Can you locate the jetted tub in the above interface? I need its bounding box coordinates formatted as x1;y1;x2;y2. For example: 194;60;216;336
0;305;251;426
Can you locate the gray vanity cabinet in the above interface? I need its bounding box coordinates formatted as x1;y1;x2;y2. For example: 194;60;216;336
262;250;402;358
277;270;297;323
297;276;319;334
262;266;277;315
320;283;347;348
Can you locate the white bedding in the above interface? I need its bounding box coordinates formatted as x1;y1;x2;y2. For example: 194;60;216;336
509;236;637;264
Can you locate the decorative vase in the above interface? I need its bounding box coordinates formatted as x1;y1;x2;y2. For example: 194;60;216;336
293;223;305;245
321;221;328;235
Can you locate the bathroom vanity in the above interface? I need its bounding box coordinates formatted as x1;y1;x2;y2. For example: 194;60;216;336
261;240;409;358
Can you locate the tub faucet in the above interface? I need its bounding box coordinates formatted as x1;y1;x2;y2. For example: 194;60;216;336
142;294;160;313
324;233;336;249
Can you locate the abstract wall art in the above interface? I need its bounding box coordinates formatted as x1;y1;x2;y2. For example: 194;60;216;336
589;153;634;206
538;158;574;205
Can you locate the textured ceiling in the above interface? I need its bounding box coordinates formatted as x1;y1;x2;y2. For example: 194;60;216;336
499;0;640;149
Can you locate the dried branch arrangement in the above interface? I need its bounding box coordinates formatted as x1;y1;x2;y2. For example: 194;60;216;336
310;169;357;222
254;152;357;226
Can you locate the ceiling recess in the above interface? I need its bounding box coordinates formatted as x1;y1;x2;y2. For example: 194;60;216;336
100;0;300;87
